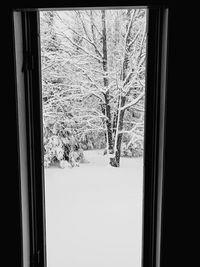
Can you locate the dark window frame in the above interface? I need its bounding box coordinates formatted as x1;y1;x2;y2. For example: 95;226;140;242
13;5;168;267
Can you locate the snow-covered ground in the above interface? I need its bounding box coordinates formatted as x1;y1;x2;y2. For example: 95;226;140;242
44;150;144;267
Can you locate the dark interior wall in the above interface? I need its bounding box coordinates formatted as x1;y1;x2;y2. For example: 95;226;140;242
2;1;195;267
2;7;23;267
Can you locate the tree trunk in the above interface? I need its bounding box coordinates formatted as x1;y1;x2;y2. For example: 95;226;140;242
111;11;134;167
104;93;114;155
112;95;120;140
101;10;115;163
111;96;126;167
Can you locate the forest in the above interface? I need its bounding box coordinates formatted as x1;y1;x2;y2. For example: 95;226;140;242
40;8;146;168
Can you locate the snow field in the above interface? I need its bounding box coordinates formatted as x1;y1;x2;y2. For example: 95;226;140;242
44;150;144;267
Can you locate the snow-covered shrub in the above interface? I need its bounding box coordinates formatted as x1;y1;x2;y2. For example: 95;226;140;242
60;160;71;168
43;123;84;168
121;139;143;158
121;143;133;157
79;132;106;150
44;135;64;167
80;143;88;150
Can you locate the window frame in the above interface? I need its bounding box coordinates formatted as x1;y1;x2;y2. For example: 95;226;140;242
13;5;168;267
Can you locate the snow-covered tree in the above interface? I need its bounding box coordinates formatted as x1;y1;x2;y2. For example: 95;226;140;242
40;8;146;167
40;11;85;167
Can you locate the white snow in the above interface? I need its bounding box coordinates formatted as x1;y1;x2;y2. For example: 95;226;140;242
44;150;144;267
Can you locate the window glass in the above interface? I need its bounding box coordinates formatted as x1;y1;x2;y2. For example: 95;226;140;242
40;8;147;267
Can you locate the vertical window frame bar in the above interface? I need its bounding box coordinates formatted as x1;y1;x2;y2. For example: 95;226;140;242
142;6;168;267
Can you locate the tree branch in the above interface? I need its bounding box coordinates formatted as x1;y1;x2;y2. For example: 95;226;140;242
57;32;103;63
120;92;145;111
68;26;103;58
127;29;141;49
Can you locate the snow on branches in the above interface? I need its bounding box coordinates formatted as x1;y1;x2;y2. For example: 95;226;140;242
40;8;146;167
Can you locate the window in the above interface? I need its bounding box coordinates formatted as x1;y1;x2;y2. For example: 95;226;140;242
41;8;146;267
13;5;168;267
